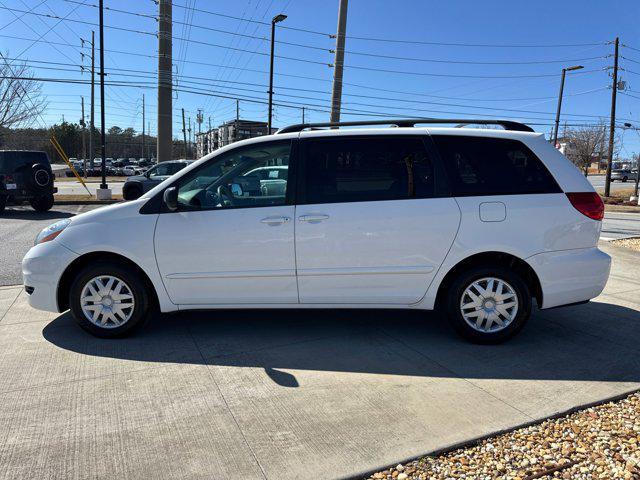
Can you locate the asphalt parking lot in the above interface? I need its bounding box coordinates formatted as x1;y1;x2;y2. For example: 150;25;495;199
0;204;99;286
1;203;640;479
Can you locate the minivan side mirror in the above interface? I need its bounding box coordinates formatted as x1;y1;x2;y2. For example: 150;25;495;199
163;186;178;211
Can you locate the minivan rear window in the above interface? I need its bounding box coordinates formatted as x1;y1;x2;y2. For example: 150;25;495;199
431;136;561;196
0;151;49;172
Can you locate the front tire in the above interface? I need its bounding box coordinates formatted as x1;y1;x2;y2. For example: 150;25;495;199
622;176;628;183
69;262;151;338
30;194;54;212
445;266;532;344
0;195;5;212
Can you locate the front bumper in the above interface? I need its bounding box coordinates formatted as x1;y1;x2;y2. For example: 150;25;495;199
527;247;611;309
22;240;78;312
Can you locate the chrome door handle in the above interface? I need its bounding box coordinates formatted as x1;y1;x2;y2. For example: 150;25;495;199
298;214;329;222
260;216;290;225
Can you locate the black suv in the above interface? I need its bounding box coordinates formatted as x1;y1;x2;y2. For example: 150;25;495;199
0;150;57;212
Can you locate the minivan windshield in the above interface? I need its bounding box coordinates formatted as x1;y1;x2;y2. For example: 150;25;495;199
0;151;48;171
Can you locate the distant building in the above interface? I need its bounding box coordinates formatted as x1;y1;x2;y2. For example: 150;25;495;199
195;119;269;158
218;120;269;148
195;129;219;158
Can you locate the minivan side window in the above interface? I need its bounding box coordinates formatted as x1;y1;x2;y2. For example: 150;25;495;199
301;136;435;204
431;135;561;196
175;141;291;211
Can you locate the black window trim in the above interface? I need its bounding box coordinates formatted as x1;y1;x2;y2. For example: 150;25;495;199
296;134;451;206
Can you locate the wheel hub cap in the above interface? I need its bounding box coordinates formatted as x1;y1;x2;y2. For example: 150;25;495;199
80;275;135;328
460;277;519;333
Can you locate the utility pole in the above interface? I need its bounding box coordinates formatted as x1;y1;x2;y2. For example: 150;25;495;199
157;0;172;162
196;109;203;158
302;106;305;123
234;99;239;143
604;37;619;198
147;120;151;159
181;108;187;159
98;0;109;197
141;94;145;159
330;0;348;123
89;30;95;171
188;116;192;159
80;96;86;176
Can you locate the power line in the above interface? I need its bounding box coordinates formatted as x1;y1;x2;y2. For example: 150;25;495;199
11;57;615;121
5;74;631;127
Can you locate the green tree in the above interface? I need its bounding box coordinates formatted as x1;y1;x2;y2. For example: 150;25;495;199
49;121;81;163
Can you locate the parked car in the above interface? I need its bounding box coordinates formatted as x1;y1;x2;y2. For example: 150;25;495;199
122;166;143;177
22;119;611;343
0;150;57;212
123;160;193;200
610;169;638;182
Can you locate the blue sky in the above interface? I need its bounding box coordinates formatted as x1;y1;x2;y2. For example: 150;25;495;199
2;0;640;156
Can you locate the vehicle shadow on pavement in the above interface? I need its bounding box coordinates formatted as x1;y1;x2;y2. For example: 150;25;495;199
0;208;75;221
42;301;640;388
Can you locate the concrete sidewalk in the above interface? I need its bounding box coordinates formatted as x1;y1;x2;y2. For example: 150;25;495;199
1;243;639;480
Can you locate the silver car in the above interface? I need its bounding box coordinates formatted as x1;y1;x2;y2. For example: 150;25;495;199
611;169;638;182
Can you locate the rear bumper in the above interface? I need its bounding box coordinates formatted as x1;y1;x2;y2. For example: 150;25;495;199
527;247;611;309
22;240;78;313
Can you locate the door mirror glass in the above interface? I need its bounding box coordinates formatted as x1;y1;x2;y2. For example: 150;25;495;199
163;186;178;211
230;183;243;197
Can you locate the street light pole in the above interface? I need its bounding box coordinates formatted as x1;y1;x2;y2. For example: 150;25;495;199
268;14;287;133
553;65;583;148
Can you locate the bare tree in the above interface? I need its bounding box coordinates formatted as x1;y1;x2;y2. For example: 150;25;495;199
0;57;46;129
563;124;608;177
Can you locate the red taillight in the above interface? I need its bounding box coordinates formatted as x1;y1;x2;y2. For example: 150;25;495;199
4;175;13;183
566;192;604;221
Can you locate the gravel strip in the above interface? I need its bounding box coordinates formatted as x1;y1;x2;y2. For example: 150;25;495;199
367;392;640;480
611;238;640;252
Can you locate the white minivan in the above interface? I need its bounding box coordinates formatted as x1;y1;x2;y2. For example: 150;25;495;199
23;119;611;343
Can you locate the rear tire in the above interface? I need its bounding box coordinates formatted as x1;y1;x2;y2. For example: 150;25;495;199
69;261;152;338
0;195;6;212
445;266;532;344
30;194;54;212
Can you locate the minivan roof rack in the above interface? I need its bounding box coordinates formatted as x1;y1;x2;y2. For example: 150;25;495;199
276;118;535;134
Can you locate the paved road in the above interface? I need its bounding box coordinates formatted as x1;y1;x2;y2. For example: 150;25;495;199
0;242;639;479
588;174;638;194
602;211;640;240
0;205;100;286
55;180;124;196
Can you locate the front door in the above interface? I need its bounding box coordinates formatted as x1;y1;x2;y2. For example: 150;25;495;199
295;134;460;304
154;140;297;305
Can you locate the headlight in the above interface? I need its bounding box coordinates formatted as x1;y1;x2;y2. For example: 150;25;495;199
34;218;71;246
